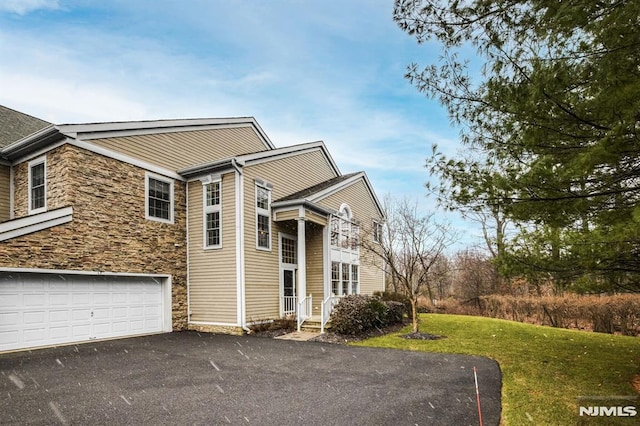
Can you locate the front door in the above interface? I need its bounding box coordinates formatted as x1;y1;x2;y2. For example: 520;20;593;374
282;268;296;315
280;234;298;316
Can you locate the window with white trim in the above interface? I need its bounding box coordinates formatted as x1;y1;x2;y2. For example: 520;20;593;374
373;220;383;244
256;181;271;250
331;262;340;295
28;156;46;215
204;180;221;248
351;264;359;294
330;204;359;252
331;261;359;296
145;173;174;223
341;263;350;296
329;204;360;296
281;236;296;264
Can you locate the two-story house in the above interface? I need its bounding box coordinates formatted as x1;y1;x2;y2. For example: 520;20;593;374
0;105;385;352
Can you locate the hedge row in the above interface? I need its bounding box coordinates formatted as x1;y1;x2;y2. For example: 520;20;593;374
436;294;640;336
329;295;406;335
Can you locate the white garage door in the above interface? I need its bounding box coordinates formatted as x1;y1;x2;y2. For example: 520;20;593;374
0;272;164;352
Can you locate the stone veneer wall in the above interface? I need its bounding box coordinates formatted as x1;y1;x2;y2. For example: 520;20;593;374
13;147;70;217
1;144;188;330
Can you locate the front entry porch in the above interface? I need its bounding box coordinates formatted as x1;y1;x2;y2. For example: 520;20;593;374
274;201;360;332
280;293;342;333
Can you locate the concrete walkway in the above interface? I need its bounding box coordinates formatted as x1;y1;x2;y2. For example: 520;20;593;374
274;330;320;341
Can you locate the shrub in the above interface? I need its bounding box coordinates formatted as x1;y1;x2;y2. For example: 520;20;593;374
374;291;411;316
385;301;405;325
330;295;406;335
330;295;373;335
368;297;388;328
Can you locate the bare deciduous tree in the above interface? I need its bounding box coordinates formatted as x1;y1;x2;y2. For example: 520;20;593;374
363;196;456;333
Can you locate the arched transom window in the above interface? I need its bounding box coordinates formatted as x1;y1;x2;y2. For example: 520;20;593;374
330;204;360;296
330;204;360;251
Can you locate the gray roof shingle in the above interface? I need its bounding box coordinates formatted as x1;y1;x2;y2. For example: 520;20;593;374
0;105;51;148
275;172;361;202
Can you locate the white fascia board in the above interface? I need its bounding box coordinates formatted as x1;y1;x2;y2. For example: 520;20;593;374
57;117;255;137
307;172;364;203
57;117;275;150
0;266;170;279
67;138;184;181
310;171;385;219
238;141;324;162
248;119;276;150
238;141;341;175
0;206;73;241
64;122;252;141
359;172;386;220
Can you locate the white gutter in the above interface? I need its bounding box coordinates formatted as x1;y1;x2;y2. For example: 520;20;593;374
1;125;58;159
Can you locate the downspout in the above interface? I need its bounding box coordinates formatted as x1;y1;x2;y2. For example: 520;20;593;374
185;181;191;324
232;159;250;333
9;165;15;220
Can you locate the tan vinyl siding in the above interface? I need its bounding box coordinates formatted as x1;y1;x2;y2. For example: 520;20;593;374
243;149;337;319
305;210;328;226
274;209;298;222
187;173;238;324
91;127;268;172
0;165;9;222
318;179;385;295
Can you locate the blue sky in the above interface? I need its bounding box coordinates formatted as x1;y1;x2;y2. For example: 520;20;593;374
0;0;481;248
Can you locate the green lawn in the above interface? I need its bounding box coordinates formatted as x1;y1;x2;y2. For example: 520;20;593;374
354;314;639;425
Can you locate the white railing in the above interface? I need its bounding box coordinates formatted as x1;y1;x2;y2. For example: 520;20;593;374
296;294;312;331
281;296;297;316
321;294;341;334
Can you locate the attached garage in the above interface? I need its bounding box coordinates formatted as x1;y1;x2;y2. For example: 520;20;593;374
0;271;172;352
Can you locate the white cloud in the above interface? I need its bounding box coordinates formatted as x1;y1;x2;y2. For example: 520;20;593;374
0;0;59;15
0;72;149;123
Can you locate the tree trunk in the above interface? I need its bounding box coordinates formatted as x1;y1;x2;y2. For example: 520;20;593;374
410;297;419;333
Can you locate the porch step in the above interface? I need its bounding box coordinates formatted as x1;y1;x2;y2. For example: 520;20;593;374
300;319;330;332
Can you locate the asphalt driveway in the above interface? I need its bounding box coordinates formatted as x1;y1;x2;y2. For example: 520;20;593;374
0;332;501;425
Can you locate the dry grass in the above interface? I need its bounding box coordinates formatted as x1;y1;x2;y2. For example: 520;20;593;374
431;294;640;336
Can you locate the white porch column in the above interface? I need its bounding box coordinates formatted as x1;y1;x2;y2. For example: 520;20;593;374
297;218;306;301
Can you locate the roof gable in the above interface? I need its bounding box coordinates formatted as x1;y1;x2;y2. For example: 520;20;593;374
238;141;340;176
273;171;384;219
180;140;341;179
275;173;359;202
57;117;274;150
